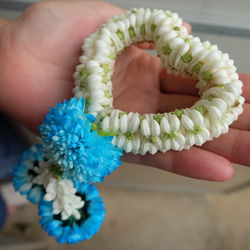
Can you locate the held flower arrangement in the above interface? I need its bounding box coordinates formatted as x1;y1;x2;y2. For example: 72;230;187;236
13;8;244;244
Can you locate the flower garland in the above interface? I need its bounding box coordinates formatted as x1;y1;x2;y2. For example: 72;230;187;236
74;8;244;154
13;143;107;244
12;8;244;244
13;98;122;244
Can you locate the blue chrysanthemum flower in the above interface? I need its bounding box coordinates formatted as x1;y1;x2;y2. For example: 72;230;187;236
39;183;105;244
13;144;49;204
39;97;123;183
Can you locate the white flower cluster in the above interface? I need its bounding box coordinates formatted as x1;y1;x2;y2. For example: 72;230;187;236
44;178;85;220
28;158;85;220
31;161;51;187
73;8;244;154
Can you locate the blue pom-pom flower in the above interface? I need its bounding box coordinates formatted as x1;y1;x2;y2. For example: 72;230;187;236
39;182;105;244
13;144;49;204
39;97;123;183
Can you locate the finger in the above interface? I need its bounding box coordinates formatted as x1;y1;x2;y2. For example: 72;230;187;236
159;93;197;112
202;128;250;167
230;103;250;131
138;147;233;181
183;21;192;33
240;74;250;102
135;42;155;50
0;18;11;28
160;72;250;100
160;69;198;96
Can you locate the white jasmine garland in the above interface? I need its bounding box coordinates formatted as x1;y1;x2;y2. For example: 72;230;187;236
73;8;244;154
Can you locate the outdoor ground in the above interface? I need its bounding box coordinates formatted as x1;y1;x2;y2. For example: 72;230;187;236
1;163;250;250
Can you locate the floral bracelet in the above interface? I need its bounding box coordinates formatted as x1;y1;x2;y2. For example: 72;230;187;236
13;8;244;244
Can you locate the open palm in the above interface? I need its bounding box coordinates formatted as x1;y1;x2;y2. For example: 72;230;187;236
1;0;250;181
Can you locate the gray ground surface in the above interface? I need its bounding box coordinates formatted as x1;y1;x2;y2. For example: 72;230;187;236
2;180;250;250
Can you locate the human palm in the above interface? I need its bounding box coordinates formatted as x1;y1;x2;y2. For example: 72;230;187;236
1;0;250;181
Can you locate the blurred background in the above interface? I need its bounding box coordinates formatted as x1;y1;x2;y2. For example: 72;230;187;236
0;0;250;249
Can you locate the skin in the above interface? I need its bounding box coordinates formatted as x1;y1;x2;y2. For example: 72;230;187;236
0;0;250;182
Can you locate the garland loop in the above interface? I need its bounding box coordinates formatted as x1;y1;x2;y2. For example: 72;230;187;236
74;8;244;154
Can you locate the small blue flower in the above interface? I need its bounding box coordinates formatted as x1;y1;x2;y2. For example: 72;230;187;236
39;183;105;244
39;97;123;183
12;144;47;204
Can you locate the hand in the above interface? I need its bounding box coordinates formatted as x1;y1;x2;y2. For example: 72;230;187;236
0;1;249;182
0;0;123;129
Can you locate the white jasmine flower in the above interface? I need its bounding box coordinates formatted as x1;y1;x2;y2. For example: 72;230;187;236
44;178;85;220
